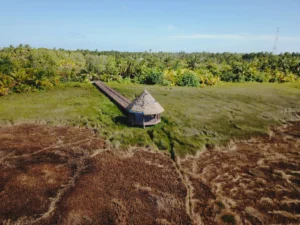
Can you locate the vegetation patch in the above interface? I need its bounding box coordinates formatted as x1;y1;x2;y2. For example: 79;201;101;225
0;124;106;224
0;82;299;156
0;110;299;224
1;45;300;96
0;124;191;225
180;121;300;224
221;214;236;224
107;82;300;156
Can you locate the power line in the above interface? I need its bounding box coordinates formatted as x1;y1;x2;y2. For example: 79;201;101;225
272;27;279;54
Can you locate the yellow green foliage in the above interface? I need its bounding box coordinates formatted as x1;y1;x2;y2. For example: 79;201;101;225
274;70;298;83
162;69;220;86
0;87;9;96
162;70;177;86
0;74;14;96
196;69;220;86
1;45;300;94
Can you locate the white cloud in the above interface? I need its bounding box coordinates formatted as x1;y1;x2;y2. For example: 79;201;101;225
168;34;300;41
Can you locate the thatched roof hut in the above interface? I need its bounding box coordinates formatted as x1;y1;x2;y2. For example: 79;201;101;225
127;90;164;115
126;90;164;128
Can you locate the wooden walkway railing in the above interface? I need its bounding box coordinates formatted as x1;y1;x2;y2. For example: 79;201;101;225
93;81;131;110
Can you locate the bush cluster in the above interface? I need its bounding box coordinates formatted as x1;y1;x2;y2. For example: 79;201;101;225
1;45;299;95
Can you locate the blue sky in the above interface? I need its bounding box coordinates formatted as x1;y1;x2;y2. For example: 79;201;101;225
0;0;300;52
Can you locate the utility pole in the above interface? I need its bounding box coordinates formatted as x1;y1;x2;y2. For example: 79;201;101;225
272;27;279;54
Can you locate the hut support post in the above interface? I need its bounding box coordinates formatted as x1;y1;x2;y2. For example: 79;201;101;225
143;115;145;129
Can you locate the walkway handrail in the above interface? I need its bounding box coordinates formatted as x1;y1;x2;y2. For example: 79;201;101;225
93;81;131;110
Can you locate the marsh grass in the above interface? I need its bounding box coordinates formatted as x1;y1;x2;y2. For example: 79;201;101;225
0;82;299;156
108;82;300;156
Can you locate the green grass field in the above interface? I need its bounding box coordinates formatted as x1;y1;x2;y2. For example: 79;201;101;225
0;82;299;156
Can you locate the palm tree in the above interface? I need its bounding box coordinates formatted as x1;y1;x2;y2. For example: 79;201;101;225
0;55;13;74
187;56;198;70
10;69;29;85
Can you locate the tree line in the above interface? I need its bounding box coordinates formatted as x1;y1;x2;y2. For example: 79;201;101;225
0;44;300;95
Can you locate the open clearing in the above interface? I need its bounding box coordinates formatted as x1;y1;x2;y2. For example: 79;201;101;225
0;122;299;224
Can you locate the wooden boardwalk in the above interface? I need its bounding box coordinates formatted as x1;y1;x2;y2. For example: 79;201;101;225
93;81;131;110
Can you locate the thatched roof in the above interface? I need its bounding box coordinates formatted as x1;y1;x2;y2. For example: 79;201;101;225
126;90;164;115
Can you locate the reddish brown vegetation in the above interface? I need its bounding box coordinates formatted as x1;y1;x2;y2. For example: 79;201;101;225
0;124;106;224
0;122;299;225
0;124;191;225
51;150;191;225
180;121;300;224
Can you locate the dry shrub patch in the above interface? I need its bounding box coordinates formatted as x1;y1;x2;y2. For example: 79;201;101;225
52;149;192;225
0;122;299;224
0;124;191;225
180;121;300;224
0;124;106;224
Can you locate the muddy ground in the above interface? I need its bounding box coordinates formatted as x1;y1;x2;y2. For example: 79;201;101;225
0;123;299;225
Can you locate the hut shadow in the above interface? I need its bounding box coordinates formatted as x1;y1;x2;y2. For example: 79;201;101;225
114;115;128;126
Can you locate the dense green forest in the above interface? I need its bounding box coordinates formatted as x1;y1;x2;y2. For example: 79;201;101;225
0;44;300;95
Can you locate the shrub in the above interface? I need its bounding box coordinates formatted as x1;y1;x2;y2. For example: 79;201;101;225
221;214;236;224
252;71;269;82
14;83;33;93
162;70;177;86
161;79;172;86
0;87;9;96
99;74;111;82
280;72;297;82
117;77;132;84
178;71;199;87
197;69;220;85
144;69;163;85
134;73;146;84
0;74;15;95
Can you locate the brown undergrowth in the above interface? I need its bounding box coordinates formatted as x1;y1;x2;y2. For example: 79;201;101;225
179;121;300;224
0;122;299;225
0;124;191;225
